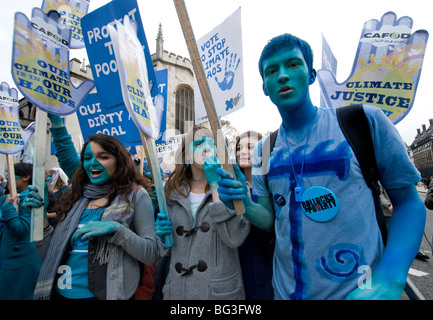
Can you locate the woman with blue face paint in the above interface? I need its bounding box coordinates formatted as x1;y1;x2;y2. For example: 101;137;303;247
154;125;250;299
0;163;43;299
215;33;426;300
33;114;158;300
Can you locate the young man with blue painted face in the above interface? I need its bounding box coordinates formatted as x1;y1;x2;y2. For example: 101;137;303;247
216;33;426;299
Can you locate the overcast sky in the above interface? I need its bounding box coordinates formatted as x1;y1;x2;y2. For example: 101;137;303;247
1;0;431;145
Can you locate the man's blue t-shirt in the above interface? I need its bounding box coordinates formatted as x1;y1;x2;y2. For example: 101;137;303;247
252;105;420;300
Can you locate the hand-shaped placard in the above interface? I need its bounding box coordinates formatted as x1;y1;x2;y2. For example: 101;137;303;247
108;15;164;139
12;7;94;115
0;82;35;154
317;11;429;124
41;0;91;49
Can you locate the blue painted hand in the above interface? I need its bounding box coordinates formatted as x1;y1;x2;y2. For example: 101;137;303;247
71;221;122;244
155;211;173;238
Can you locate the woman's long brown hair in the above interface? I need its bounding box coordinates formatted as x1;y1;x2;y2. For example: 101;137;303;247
53;134;150;220
164;125;214;201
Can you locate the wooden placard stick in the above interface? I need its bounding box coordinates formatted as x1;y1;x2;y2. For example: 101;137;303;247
173;0;245;214
30;109;48;242
6;154;18;211
140;131;174;247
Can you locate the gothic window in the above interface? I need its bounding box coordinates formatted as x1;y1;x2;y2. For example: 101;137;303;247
175;85;194;134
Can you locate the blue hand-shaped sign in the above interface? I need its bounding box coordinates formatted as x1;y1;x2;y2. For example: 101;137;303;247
317;11;429;124
0;82;35;154
11;8;94;115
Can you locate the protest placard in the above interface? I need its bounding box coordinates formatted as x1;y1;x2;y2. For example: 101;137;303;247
12;8;94;116
81;0;157;113
41;0;91;49
108;14;173;246
76;69;168;148
0;82;35;155
317;11;429;124
194;7;244;125
174;0;244;214
11;8;94;241
0;82;35;211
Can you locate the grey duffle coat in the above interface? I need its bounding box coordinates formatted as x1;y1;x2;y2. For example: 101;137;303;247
160;185;250;300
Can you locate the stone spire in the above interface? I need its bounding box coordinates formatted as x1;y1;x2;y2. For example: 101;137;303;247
156;23;164;58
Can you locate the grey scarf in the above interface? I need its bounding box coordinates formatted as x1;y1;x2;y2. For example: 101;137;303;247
33;183;136;300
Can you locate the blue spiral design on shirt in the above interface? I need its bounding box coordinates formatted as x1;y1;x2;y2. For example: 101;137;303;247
316;243;365;282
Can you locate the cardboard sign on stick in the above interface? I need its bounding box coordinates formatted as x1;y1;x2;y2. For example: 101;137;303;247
108;15;173;247
0;82;35;155
173;0;245;215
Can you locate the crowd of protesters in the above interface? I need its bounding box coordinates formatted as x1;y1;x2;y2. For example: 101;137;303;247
0;33;427;300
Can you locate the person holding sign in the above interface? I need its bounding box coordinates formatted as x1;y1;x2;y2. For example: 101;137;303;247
216;33;425;299
155;125;249;299
33;114;158;300
0;163;43;300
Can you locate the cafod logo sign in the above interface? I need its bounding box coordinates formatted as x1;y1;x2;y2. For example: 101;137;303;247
361;24;412;46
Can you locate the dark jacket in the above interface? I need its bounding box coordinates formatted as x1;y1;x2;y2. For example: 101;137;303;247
0;190;42;299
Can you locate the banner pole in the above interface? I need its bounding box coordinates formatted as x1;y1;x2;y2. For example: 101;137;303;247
6;154;18;211
173;0;245;214
30;109;48;242
140;131;173;247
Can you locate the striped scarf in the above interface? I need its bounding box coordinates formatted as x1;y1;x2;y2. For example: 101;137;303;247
33;183;136;300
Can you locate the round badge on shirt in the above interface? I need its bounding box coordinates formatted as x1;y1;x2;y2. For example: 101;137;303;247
300;186;339;222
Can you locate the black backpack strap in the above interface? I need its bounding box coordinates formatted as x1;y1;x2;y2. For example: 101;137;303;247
336;104;388;245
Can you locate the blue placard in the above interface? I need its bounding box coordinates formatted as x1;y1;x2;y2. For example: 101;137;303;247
76;92;141;146
81;0;157;109
76;69;168;147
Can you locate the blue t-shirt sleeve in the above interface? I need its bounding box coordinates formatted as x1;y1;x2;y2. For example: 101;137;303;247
363;104;421;190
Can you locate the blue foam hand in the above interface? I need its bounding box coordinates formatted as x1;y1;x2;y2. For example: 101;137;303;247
12;8;95;116
317;12;428;125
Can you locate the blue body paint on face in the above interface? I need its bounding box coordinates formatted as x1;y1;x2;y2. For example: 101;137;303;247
188;135;217;165
83;143;112;185
262;47;312;111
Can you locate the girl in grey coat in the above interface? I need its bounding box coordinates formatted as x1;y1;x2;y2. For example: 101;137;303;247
156;125;250;299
